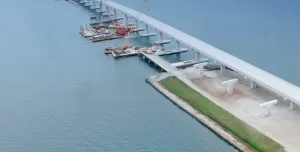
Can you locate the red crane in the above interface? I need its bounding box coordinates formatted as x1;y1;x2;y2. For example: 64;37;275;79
115;28;127;36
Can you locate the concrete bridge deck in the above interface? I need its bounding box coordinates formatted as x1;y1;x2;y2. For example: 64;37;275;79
140;52;178;72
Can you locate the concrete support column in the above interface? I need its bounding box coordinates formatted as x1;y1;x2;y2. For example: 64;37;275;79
222;79;238;95
113;9;117;18
227;85;233;95
220;65;225;74
106;6;110;16
99;1;103;11
159;31;163;41
135;19;139;28
93;1;96;8
290;101;296;110
145;24;149;34
250;80;256;89
89;0;93;7
124;14;128;25
196;52;201;60
97;13;101;23
265;108;270;117
176;40;180;51
135;19;139;35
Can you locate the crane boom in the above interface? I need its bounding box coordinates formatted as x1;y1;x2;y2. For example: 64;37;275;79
121;0;149;48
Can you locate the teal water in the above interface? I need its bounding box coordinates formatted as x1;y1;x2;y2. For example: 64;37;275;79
0;1;235;152
0;0;299;151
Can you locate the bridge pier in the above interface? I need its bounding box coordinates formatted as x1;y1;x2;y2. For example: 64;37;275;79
113;9;117;19
89;0;94;9
96;1;105;13
105;5;110;17
196;51;201;60
154;31;171;45
94;1;99;9
96;2;105;22
159;31;163;41
84;0;88;6
222;79;238;95
175;40;181;57
140;24;155;37
290;101;296;110
250;80;257;89
176;40;180;51
124;14;128;25
135;19;140;35
145;24;149;34
100;1;103;11
90;0;96;9
135;19;139;28
87;0;92;7
83;0;88;5
220;64;225;75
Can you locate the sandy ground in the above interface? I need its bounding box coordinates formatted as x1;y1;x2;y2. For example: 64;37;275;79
179;64;300;152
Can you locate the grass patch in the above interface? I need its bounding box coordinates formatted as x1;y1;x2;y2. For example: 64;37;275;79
160;77;284;152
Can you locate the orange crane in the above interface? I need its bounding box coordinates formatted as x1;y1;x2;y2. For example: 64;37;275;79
121;0;149;48
104;0;149;50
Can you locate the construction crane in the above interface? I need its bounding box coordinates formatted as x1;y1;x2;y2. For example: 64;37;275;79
104;0;149;50
121;0;149;49
104;0;136;36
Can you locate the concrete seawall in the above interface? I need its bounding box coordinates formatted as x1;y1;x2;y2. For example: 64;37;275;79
146;74;255;152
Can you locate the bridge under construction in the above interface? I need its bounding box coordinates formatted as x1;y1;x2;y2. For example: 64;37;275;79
76;0;300;110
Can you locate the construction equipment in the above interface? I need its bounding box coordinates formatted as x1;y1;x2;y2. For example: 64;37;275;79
121;0;149;49
116;28;127;36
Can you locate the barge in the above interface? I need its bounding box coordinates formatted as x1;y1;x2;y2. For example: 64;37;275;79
90;34;123;42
